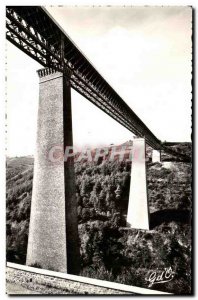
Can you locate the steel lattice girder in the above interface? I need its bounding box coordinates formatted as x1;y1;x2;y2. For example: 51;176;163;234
6;6;163;149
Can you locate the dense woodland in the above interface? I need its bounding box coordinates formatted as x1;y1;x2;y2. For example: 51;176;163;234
6;142;192;294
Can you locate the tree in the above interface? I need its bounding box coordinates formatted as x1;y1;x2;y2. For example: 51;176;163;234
115;185;122;200
94;180;102;194
81;208;90;221
80;176;93;197
98;190;106;210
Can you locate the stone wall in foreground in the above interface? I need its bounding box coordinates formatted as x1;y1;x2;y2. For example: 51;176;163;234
6;267;131;295
6;263;171;295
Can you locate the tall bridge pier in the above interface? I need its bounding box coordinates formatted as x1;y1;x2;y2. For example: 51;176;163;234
26;68;80;274
152;150;161;162
127;138;150;230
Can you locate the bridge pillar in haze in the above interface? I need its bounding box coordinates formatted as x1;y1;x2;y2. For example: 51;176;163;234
152;150;161;162
26;68;80;274
127;138;150;230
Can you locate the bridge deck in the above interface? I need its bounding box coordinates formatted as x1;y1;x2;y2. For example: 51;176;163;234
6;6;162;149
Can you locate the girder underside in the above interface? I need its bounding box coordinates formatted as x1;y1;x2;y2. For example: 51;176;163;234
6;6;163;149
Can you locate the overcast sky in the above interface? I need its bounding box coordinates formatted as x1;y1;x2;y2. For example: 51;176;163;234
6;6;192;156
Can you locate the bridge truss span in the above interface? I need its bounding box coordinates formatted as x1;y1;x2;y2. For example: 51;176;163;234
7;5;164;149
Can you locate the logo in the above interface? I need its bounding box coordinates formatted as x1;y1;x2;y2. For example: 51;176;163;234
46;144;136;164
145;267;175;287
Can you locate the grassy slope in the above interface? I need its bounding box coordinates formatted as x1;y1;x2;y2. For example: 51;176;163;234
6;144;192;294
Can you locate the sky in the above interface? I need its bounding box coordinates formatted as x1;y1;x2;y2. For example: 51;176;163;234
6;6;192;156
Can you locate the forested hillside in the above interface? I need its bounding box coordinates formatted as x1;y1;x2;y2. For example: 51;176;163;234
6;142;192;294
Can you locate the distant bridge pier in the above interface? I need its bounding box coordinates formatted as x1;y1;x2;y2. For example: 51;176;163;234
152;150;161;162
26;68;80;274
127;138;150;230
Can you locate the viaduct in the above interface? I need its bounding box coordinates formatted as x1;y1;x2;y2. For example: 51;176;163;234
6;6;189;275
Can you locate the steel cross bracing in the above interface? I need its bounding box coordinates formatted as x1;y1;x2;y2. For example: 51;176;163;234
6;6;163;149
